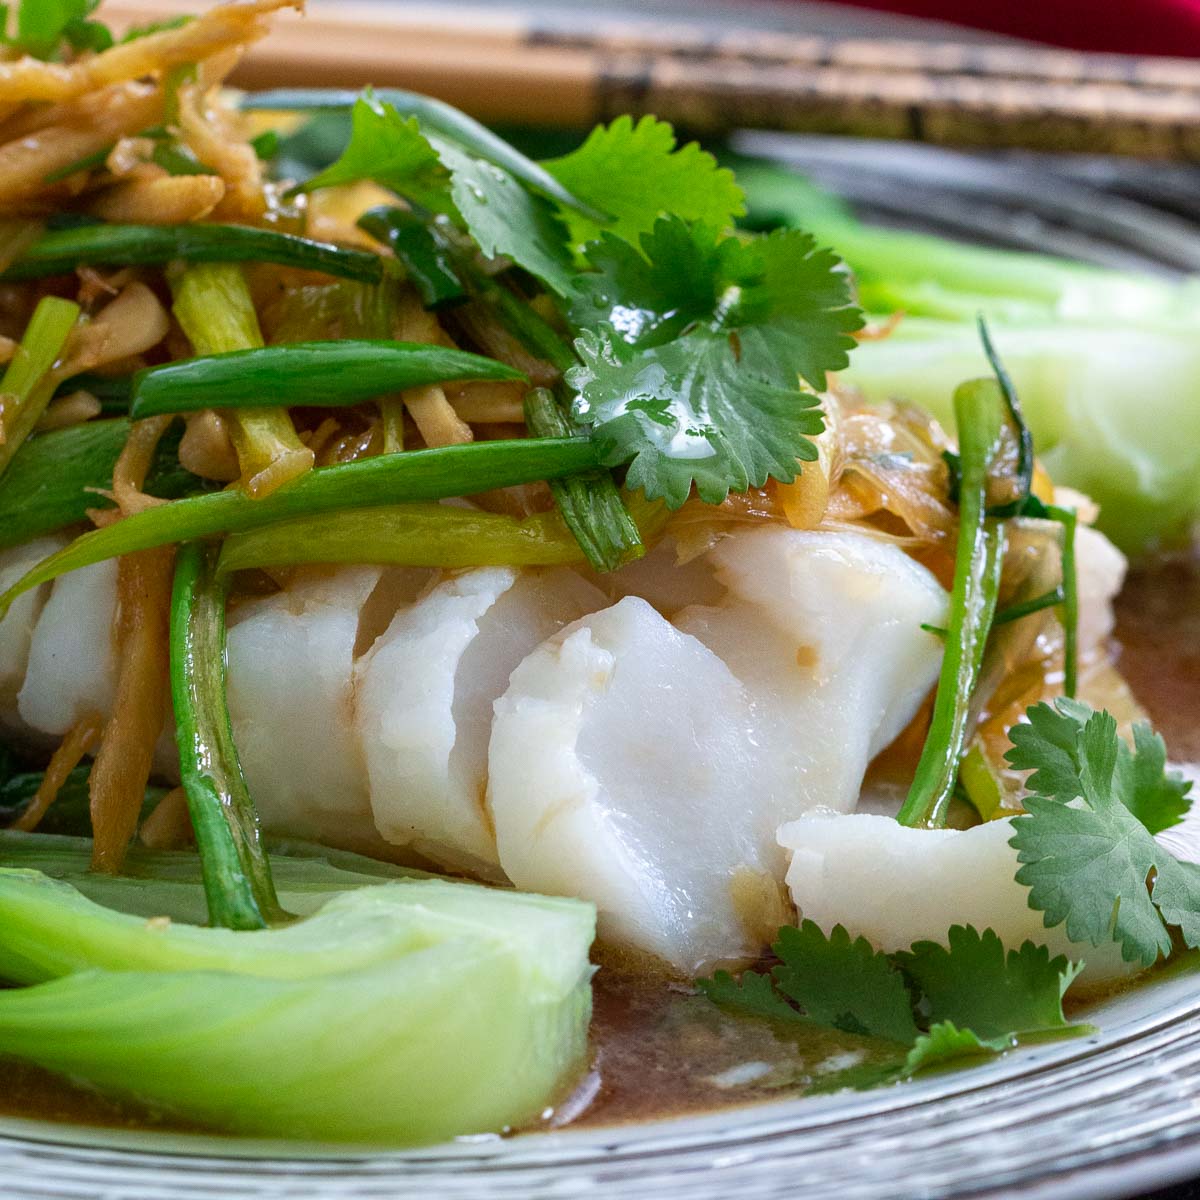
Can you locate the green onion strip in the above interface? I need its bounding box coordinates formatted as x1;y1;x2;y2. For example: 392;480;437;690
1;223;386;283
170;541;287;930
0;296;81;479
0;437;602;617
897;378;1008;830
131;341;523;418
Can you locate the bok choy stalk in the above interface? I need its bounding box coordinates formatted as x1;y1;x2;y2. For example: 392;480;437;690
0;296;80;478
896;378;1006;829
733;158;1193;329
733;159;1200;551
0;222;387;284
170;263;313;498
0;436;601;616
170;542;285;930
0;864;595;1142
843;318;1200;553
130;340;523;417
0;830;421;924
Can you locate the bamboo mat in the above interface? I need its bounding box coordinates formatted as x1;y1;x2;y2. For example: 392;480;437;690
104;0;1200;159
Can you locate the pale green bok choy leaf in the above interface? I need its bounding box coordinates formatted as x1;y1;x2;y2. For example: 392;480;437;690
843;319;1200;553
0;858;594;1144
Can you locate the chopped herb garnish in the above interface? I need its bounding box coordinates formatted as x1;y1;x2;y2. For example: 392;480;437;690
896;925;1084;1039
1008;698;1198;965
699;920;1086;1080
568;218;860;507
541;113;745;252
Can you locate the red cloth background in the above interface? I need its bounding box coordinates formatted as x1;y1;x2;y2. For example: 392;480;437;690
838;0;1200;56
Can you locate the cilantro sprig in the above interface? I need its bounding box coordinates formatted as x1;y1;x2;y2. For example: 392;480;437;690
290;91;861;510
568;218;860;506
699;920;1086;1082
542;114;745;252
300;93;745;300
1007;698;1198;966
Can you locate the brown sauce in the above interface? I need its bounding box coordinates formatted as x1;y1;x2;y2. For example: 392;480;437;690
1;556;1198;1142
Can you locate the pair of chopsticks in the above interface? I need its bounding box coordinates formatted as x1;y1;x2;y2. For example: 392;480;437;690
103;1;1200;159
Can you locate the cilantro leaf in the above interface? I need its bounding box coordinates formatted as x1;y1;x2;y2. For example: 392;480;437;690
1006;698;1199;966
566;220;743;341
896;925;1082;1040
435;139;574;298
1005;697;1095;804
771;922;918;1044
543;115;745;252
1118;722;1192;834
696;921;916;1043
301;93;449;211
1006;696;1192;832
698;919;1090;1088
1012;796;1174;965
697;967;805;1024
568;219;861;507
300;92;575;295
1146;853;1200;949
904;1021;1010;1075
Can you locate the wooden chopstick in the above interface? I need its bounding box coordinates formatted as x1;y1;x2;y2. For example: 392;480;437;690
101;1;1200;159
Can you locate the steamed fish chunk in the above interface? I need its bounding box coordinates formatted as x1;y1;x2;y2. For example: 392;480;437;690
226;566;387;857
676;527;950;814
778;811;1135;986
489;596;784;974
0;535;68;727
17;558;119;737
356;566;605;877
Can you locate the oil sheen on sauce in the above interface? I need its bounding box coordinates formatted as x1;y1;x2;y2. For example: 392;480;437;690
1;557;1198;1139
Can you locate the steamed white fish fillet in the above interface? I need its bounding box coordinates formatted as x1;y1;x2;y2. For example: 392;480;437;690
490;527;949;973
677;527;950;812
0;535;68;727
226;566;387;856
777;811;1136;986
17;558;119;737
356;566;604;876
489;595;782;973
